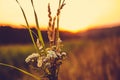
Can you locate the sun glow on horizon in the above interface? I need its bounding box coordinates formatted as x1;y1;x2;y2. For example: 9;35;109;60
0;0;120;32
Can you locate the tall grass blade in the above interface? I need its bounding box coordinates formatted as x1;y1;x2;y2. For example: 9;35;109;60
16;0;38;52
31;0;45;49
0;63;41;80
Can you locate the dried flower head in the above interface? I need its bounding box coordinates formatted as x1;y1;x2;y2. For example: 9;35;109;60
47;50;57;59
37;57;43;67
25;53;40;63
47;3;57;47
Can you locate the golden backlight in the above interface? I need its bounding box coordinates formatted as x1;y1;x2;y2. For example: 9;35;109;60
0;0;120;32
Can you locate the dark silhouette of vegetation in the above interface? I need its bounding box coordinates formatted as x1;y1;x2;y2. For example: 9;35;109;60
0;26;120;44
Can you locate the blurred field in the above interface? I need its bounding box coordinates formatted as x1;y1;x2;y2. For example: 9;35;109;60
0;36;120;80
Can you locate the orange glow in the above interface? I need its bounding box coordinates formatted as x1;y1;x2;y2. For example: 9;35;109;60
0;0;120;32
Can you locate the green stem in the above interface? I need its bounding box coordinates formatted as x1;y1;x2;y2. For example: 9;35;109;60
0;63;41;80
16;0;38;52
31;0;46;54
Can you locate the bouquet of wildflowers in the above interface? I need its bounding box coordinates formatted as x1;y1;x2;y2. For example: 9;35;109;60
17;0;66;80
0;0;66;80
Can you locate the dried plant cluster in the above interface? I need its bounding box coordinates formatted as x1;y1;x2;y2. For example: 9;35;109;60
16;0;67;80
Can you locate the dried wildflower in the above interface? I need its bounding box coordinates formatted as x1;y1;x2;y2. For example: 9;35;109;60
25;53;40;63
48;3;57;47
61;52;66;56
47;50;57;58
22;0;67;80
61;52;67;59
25;53;44;67
48;3;52;27
56;52;67;59
57;3;65;16
37;57;43;67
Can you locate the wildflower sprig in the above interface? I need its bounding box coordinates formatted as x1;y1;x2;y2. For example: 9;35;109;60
17;0;66;80
0;63;41;80
0;0;67;80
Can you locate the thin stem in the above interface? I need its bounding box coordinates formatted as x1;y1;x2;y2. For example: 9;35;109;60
0;63;41;80
31;0;46;54
16;0;38;52
56;0;61;51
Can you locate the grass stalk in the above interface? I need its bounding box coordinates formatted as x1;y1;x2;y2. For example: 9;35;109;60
31;0;45;49
0;63;41;80
16;0;38;52
56;0;66;51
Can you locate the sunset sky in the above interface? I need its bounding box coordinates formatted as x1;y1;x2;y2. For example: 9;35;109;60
0;0;120;32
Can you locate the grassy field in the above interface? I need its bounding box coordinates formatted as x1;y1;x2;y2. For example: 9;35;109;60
0;36;120;80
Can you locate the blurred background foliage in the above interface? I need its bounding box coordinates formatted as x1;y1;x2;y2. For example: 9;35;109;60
0;26;120;80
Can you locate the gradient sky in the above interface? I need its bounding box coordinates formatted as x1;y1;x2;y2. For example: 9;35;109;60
0;0;120;32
